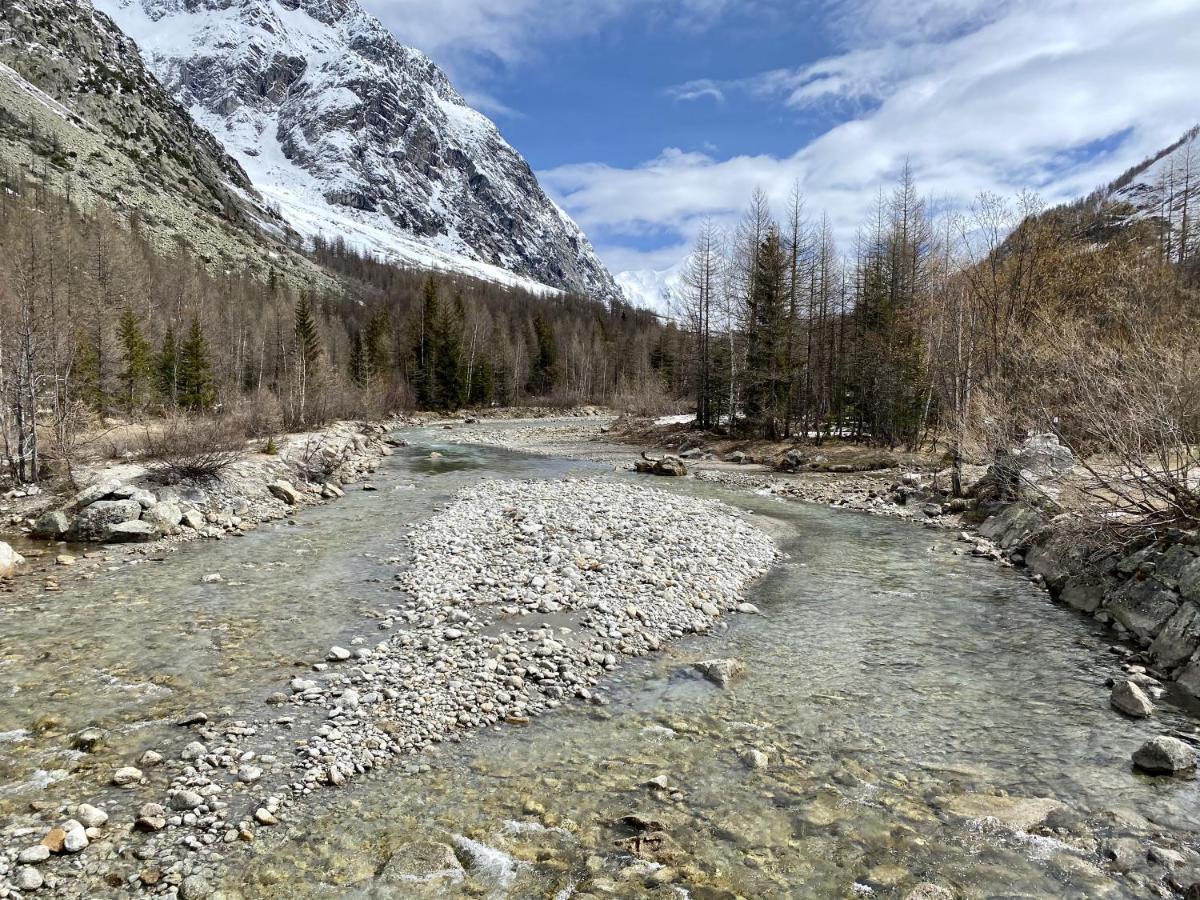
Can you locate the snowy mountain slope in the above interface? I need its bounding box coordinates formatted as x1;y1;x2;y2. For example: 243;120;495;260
0;0;325;286
616;262;686;318
1104;126;1198;258
96;0;622;300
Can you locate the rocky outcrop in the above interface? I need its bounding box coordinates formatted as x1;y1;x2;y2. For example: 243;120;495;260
975;499;1200;702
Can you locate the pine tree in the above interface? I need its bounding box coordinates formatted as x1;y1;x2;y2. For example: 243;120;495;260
156;325;179;409
349;330;367;388
526;314;559;397
293;293;322;423
177;318;216;412
117;305;152;413
364;310;392;384
408;277;441;407
743;227;790;438
432;294;466;409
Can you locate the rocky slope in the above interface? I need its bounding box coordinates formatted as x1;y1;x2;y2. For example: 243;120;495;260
0;0;326;286
95;0;622;300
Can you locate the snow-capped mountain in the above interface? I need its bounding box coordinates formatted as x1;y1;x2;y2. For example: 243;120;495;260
95;0;621;300
616;262;686;318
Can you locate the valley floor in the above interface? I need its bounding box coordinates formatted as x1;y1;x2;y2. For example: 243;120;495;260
0;415;1198;899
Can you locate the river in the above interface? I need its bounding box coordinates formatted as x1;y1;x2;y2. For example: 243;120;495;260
1;424;1196;898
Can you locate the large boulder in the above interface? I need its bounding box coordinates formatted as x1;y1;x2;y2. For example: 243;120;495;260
267;480;302;505
1012;433;1075;483
142;502;183;529
71;499;143;541
70;478;121;510
108;521;160;543
0;542;25;577
31;509;72;539
1106;577;1180;643
1059;575;1111;614
978;503;1043;551
1149;604;1200;670
634;455;687;477
1133;736;1196;775
1110;680;1154;718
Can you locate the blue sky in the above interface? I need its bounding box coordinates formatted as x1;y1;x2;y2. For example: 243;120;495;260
360;0;1200;276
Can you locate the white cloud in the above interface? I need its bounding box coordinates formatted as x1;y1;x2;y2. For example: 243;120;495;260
359;0;746;90
545;0;1200;274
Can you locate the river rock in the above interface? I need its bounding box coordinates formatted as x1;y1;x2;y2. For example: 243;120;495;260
167;789;205;811
71;478;121;509
135;803;167;832
378;841;464;884
1133;736;1196;774
14;867;43;891
111;766;143;787
693;658;745;687
108;520;161;542
76;803;108;828
742;748;770;769
179;875;213;899
41;828;66;852
268;480;302;505
62;823;88;852
327;645;352;661
31;509;72;539
71;499;143;541
0;541;24;577
1110;680;1154;718
905;886;954;900
18;845;50;864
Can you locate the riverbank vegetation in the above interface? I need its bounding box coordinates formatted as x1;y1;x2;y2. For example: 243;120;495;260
669;134;1200;534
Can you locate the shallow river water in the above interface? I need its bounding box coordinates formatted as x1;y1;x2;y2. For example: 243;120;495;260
2;425;1198;898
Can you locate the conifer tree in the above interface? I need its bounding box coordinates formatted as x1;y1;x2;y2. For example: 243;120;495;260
364;310;392;384
349;330;367;388
293;293;322;423
432;293;466;409
177;317;216;412
527;314;559;397
156;325;179;409
117;305;152;413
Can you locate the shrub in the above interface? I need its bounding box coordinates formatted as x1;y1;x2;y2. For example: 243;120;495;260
141;417;245;482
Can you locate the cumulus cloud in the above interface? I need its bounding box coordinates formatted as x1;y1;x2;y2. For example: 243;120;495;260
547;0;1200;273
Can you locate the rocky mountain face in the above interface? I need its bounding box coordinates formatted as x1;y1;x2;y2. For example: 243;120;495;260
96;0;621;300
0;0;322;282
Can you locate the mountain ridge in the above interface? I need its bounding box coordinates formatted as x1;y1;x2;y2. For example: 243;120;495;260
96;0;622;300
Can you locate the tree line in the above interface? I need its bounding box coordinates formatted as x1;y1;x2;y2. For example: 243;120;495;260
674;156;1200;524
0;174;671;483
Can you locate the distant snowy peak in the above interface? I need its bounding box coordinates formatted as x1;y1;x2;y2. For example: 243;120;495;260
616;262;686;317
95;0;621;300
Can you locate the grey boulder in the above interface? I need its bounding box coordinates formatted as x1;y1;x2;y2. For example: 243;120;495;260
1133;736;1196;775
